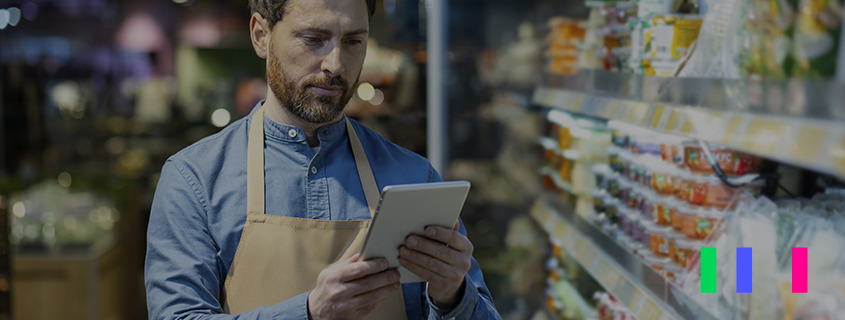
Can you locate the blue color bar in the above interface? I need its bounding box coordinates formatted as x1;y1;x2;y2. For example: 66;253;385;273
737;247;752;293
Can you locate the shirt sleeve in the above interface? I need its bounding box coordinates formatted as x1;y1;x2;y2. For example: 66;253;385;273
145;160;309;320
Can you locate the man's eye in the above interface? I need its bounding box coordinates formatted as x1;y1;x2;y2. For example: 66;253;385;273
345;39;363;46
303;37;322;45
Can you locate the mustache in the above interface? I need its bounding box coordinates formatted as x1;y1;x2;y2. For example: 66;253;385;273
302;75;348;89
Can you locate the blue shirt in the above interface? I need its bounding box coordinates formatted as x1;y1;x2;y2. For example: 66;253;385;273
145;103;501;320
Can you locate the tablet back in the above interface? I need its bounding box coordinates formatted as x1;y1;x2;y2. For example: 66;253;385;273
360;180;471;283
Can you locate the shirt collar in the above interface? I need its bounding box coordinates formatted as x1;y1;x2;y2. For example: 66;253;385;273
250;100;348;144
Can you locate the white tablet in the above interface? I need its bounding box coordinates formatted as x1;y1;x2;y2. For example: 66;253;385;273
360;180;471;283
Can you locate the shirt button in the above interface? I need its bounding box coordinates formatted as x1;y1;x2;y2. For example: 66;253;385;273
288;129;297;138
311;166;317;174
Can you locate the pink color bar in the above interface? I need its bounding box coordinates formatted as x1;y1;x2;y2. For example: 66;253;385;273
792;247;808;293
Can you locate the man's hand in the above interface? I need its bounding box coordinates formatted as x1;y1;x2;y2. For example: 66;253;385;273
308;254;401;320
398;221;473;309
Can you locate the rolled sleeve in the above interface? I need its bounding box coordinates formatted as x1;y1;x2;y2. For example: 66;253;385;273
145;160;309;319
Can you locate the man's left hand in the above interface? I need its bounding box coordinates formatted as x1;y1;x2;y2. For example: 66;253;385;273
398;221;473;309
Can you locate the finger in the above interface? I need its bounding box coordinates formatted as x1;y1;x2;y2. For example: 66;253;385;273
398;255;450;283
347;281;401;310
398;246;453;279
405;235;460;264
453;220;460;231
423;225;472;252
339;258;390;282
344;268;400;296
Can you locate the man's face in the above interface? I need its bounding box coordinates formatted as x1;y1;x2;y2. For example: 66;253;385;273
265;0;369;124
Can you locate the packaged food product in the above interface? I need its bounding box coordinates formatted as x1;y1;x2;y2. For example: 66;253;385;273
677;205;725;239
604;196;620;222
648;59;679;76
618;177;633;208
792;0;843;78
683;141;763;175
591;189;606;214
674;238;703;268
631;214;647;245
647;16;703;61
607;146;624;173
660;135;686;167
673;169;693;201
650;161;676;195
642;251;672;274
645;221;673;257
611;128;629;148
665;230;685;262
606;173;621;198
592;163;612;190
655;195;682;226
663;260;682;283
686;174;764;209
639;188;659;221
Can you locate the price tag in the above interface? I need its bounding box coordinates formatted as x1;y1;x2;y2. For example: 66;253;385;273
552;90;570;110
637;298;663;320
553;221;570;240
832;132;845;176
788;124;827;163
664;108;682;132
544;211;559;232
718;114;745;145
742;117;789;155
530;201;550;222
572;238;597;266
649;104;667;130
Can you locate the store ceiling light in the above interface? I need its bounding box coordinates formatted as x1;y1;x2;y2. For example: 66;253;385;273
8;7;20;26
21;2;37;21
370;89;385;106
172;0;189;3
0;9;9;30
357;82;376;101
211;108;231;128
58;172;72;188
12;202;24;218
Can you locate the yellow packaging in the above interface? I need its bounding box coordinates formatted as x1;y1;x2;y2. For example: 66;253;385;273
671;18;702;59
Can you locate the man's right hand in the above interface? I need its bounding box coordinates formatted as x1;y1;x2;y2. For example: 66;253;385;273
307;254;401;320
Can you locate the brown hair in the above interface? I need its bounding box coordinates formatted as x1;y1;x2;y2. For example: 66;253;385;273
249;0;377;28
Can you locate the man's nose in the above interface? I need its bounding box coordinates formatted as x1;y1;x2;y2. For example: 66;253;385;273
321;43;345;77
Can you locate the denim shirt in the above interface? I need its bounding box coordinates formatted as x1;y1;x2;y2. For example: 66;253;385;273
145;103;501;320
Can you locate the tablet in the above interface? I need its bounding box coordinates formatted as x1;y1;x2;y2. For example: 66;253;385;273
360;180;471;283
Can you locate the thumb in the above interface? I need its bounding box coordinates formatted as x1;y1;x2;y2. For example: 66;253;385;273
348;253;361;263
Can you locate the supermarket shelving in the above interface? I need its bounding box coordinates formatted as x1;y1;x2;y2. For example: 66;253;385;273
532;70;845;179
530;194;718;320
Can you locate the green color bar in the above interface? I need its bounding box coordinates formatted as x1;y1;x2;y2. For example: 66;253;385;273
701;247;717;293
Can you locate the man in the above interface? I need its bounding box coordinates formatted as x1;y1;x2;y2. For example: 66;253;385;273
144;0;502;319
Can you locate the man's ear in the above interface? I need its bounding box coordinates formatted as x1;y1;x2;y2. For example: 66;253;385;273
250;13;270;59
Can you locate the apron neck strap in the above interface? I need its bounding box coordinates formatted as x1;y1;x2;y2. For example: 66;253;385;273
246;106;380;217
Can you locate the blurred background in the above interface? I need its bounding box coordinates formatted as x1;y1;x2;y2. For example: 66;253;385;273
4;0;845;319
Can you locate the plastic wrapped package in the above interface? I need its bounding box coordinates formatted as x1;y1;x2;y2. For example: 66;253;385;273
791;0;844;78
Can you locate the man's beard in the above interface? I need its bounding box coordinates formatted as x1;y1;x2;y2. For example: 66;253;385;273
266;47;357;124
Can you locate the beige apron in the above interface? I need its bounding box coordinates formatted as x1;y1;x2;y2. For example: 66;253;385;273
222;106;408;319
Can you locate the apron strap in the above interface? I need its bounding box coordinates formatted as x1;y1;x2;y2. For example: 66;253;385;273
247;107;266;215
246;106;380;218
345;117;380;217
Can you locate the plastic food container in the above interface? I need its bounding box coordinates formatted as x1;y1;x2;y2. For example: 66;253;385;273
674;238;703;268
592;163;612;190
663;261;682;283
686;174;764;209
607;146;624;174
590;189;606;214
603;196;619;223
682;141;763;176
639;189;659;221
654;195;681;227
630;215;647;246
673;169;693;201
664;230;685;262
660;135;685;167
644;221;672;257
642;252;672;275
676;205;725;239
618;178;633;208
652;166;676;195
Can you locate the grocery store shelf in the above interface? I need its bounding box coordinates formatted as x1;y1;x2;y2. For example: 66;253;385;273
530;194;718;320
533;70;845;179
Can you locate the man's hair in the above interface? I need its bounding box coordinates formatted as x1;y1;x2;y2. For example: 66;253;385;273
249;0;377;28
